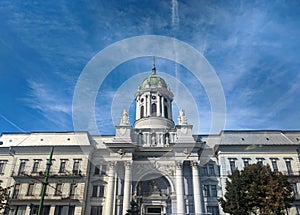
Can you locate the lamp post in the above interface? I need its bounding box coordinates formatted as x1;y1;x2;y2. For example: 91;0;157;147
37;146;54;215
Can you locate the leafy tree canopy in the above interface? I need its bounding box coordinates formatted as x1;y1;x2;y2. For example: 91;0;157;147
0;185;10;211
219;164;295;215
125;200;140;215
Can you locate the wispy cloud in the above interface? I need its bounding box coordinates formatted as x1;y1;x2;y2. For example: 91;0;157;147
22;80;72;129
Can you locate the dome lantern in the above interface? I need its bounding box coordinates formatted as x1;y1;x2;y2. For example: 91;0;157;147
134;58;174;129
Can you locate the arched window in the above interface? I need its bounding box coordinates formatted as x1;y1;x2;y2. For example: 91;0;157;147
164;105;168;119
140;106;144;118
151;103;157;116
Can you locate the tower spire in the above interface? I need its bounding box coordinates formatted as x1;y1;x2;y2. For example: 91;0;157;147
152;56;156;75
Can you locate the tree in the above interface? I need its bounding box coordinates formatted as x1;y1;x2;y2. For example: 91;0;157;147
125;200;140;215
219;164;294;215
0;185;10;212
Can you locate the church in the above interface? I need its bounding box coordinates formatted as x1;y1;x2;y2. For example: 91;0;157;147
0;64;300;215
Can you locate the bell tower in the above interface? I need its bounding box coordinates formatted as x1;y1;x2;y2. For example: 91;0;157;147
134;58;175;129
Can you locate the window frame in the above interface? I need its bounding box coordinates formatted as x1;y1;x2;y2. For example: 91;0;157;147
27;183;34;196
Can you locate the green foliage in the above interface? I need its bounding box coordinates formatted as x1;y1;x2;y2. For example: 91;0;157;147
218;164;294;215
125;200;140;215
0;186;10;211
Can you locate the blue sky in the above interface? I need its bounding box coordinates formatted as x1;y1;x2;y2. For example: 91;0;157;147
0;0;300;135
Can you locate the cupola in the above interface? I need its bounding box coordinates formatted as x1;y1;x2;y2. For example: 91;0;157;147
134;58;174;129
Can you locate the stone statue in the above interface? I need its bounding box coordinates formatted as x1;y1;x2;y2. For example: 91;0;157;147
150;180;160;193
178;109;187;125
151;134;156;145
120;109;129;125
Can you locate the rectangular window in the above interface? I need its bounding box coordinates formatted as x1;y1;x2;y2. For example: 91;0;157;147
90;206;103;215
94;166;100;175
32;160;40;173
18;160;26;175
293;183;298;196
204;185;217;197
73;159;80;174
211;185;217;197
59;160;67;173
13;183;20;198
229;160;236;174
27;183;34;196
201;165;208;176
70;183;76;197
40;185;48;196
243;158;250;167
207;206;220;215
92;185;104;197
30;205;38;215
257;158;264;165
271;159;279;173
55;183;62;196
100;164;107;175
203;185;210;197
13;205;26;215
285;159;293;175
209;164;215;176
0;160;7;174
54;205;74;215
99;185;105;197
92;185;98;197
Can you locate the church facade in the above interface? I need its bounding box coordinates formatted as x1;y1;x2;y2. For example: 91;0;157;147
0;66;300;215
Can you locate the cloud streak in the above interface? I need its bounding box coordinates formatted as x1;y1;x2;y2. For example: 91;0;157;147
23;80;72;129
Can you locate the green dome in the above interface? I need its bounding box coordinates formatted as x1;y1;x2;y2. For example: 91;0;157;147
140;68;167;89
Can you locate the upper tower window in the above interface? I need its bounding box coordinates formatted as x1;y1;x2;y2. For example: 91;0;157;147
164;105;168;119
140;106;144;118
151;103;157;116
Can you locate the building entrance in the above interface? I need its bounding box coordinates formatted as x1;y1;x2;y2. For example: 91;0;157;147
145;206;162;214
136;174;172;215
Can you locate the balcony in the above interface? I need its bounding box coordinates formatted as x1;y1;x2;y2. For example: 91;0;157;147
281;171;300;177
10;194;82;201
11;170;85;179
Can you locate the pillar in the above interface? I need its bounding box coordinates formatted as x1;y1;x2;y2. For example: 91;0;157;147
122;162;132;215
175;161;186;215
143;96;146;117
157;95;161;116
105;162;116;215
191;161;203;215
136;98;140;120
25;205;31;215
147;95;151;116
161;96;165;117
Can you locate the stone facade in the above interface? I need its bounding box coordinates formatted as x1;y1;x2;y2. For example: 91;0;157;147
0;69;300;215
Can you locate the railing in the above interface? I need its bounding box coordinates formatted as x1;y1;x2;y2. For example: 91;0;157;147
281;171;300;176
10;194;81;200
225;170;300;177
11;170;85;178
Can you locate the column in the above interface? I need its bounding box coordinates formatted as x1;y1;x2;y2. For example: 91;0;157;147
147;133;151;146
143;96;147;117
191;161;203;215
147;95;151;116
175;162;186;215
105;162;116;215
49;206;55;214
25;205;31;215
157;95;161;116
123;162;132;215
161;96;165;117
136;99;140;120
160;133;164;145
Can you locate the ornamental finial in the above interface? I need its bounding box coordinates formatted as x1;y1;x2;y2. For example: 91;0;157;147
152;56;156;75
